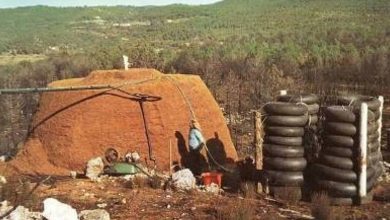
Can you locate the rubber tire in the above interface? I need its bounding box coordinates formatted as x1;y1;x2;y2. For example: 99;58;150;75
263;102;308;116
319;154;354;170
324;122;357;136
277;93;319;105
308;115;318;125
265;115;308;127
263;144;304;158
315;179;357;198
265;126;304;137
368;141;380;153
368;151;381;164
367;165;375;179
264;157;307;171
324;135;354;148
338;95;381;111
373;110;381;120
368;132;380;143
367;122;379;135
329;198;354;206
265;136;303;146
265;170;304;186
323;146;354;158
374;162;384;178
324;106;356;123
307;104;320;114
367;175;376;192
325;106;376;122
313;164;357;183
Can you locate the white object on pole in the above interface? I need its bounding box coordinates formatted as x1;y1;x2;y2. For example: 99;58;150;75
378;96;384;149
279;90;287;96
359;103;368;198
123;55;129;70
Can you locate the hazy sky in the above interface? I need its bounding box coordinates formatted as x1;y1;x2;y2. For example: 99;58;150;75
0;0;222;8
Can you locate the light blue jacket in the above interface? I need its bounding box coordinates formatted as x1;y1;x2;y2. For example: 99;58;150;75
189;128;205;150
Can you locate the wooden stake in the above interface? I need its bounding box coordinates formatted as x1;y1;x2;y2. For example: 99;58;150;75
254;111;263;193
169;139;172;176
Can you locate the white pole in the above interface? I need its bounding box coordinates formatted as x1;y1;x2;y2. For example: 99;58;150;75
378;96;384;150
359;103;368;198
279;90;287;96
123;55;129;70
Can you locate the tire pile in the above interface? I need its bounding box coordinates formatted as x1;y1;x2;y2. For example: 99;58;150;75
277;94;320;129
262;102;308;191
277;94;320;163
313;106;359;204
261;93;384;204
339;95;384;194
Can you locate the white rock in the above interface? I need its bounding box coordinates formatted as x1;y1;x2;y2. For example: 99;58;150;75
204;183;222;194
0;155;7;162
85;157;104;181
2;205;42;220
122;175;133;181
172;169;196;191
97;203;107;208
42;198;78;220
79;209;110;220
0;175;7;184
70;171;77;179
125;151;140;163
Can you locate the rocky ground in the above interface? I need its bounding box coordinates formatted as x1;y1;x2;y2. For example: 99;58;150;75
1;171;390;220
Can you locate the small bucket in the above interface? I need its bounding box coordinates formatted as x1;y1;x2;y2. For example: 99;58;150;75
201;172;223;187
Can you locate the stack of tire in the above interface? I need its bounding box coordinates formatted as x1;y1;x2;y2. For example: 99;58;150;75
313;106;360;204
277;94;320;130
339;95;383;194
262;102;308;196
277;94;320;162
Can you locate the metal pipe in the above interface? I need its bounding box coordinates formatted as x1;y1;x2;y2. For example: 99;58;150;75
0;85;112;94
138;99;156;164
359;103;368;198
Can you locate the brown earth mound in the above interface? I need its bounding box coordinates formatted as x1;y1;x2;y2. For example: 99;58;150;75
6;69;237;176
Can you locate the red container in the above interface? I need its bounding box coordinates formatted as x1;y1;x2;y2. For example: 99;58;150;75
201;172;223;187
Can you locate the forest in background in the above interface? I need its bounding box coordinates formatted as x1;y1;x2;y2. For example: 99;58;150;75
0;0;389;155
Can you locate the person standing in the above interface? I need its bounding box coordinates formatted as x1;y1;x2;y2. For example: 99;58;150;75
188;119;209;175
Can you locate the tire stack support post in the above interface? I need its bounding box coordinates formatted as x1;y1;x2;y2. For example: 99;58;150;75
338;95;384;203
254;111;264;193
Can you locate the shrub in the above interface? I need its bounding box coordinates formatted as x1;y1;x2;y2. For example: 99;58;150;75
310;192;333;220
216;199;255;220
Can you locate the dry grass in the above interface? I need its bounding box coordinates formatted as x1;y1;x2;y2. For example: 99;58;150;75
216;198;256;220
148;175;164;189
240;181;257;199
274;187;301;205
310;192;345;220
124;175;165;189
124;175;149;189
0;180;39;208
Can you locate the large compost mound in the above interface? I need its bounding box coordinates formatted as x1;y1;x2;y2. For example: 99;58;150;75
7;69;237;176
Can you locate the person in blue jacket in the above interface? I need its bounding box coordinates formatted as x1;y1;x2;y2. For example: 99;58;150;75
189;119;205;151
188;119;209;175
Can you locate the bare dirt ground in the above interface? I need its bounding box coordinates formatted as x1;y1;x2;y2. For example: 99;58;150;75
6;176;387;220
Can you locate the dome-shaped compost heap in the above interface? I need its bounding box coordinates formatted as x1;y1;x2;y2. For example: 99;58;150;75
8;69;238;175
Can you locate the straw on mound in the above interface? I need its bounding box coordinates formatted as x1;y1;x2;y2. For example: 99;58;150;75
7;69;237;176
